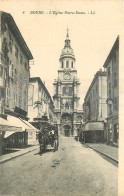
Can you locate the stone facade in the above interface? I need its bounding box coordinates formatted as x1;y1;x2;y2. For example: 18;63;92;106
82;70;107;142
83;70;107;122
53;31;83;137
103;36;119;145
0;11;33;119
28;77;55;128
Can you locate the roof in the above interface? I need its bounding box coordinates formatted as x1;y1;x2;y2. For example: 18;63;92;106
59;32;75;61
103;36;119;68
84;71;107;101
29;77;53;103
0;11;33;60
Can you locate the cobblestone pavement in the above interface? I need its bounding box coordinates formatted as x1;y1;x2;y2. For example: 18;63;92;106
0;136;118;196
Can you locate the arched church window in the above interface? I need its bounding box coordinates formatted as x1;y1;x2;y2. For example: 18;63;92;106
66;60;69;68
62;61;64;68
71;61;73;68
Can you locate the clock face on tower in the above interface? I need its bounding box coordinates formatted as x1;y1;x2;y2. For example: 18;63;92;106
64;73;71;80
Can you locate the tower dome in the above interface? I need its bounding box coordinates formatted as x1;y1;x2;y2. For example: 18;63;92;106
59;28;75;61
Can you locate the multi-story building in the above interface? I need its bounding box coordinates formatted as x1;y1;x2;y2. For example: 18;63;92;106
53;30;83;137
103;36;119;145
82;70;107;142
83;70;107;122
0;11;33;119
0;12;39;149
28;77;55;129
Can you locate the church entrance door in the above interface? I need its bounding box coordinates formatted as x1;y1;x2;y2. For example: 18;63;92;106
64;125;71;137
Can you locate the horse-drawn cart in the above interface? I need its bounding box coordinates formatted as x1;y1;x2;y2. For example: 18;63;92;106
38;124;59;155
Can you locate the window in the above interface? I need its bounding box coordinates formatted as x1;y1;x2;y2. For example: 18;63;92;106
20;54;23;65
63;87;66;96
6;88;10;106
11;64;14;78
93;90;94;97
113;53;116;64
114;79;117;87
108;67;110;77
24;99;27;110
96;101;98;110
109;105;112;116
0;65;3;77
15;46;18;58
69;87;72;96
14;68;17;83
108;82;111;96
65;102;69;109
62;61;64;68
114;72;117;78
14;93;17;106
66;60;69;68
71;61;73;68
114;97;118;111
24;62;28;70
9;40;12;53
96;86;97;93
19;96;22;108
20;75;22;89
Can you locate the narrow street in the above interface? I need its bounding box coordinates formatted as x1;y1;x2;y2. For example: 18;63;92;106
0;136;118;196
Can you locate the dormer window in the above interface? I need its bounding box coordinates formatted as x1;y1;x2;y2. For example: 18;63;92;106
66;60;69;68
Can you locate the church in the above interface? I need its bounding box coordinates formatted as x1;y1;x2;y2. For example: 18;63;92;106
53;29;83;137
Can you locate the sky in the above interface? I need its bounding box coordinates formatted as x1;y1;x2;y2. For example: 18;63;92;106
0;0;123;107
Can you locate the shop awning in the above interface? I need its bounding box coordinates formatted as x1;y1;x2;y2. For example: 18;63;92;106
4;131;22;138
0;117;22;132
19;118;39;131
7;115;31;131
0;115;39;139
0;117;22;138
85;122;104;131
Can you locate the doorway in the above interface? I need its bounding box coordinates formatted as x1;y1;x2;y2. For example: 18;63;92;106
64;125;71;137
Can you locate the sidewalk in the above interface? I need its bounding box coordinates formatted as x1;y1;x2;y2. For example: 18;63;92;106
0;145;39;164
83;143;118;163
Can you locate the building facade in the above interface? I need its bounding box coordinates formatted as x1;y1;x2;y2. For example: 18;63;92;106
103;36;119;145
0;12;39;150
28;77;55;129
0;11;33;119
83;70;107;122
53;31;83;137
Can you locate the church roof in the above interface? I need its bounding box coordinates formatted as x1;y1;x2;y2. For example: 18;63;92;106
60;29;75;60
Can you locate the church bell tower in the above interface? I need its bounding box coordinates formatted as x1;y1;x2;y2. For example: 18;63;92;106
53;28;83;136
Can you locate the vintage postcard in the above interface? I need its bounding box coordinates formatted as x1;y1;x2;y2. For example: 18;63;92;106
0;0;123;196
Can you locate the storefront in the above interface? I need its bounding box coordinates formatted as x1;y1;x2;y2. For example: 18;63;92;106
106;115;119;146
82;121;105;143
0;115;39;154
7;115;39;145
0;117;23;154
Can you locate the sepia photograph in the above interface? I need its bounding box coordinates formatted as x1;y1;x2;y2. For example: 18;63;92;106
0;0;123;196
